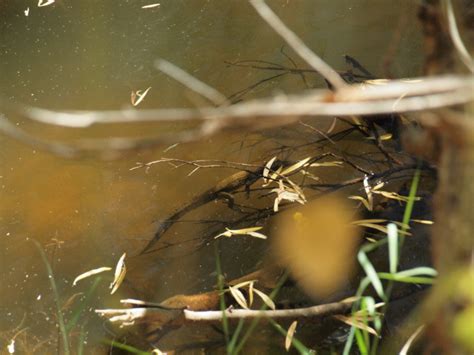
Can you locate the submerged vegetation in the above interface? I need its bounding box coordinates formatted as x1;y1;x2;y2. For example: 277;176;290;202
1;0;473;354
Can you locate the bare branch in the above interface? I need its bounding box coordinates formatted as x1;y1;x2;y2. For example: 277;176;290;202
95;299;353;326
249;0;347;90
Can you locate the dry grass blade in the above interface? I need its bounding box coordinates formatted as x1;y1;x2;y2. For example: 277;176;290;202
228;285;248;309
280;157;310;176
249;281;255;307
142;3;160;9
348;195;371;211
411;219;434;225
73;267;112;286
334;314;379;336
400;324;425;355
38;0;55;7
285;320;298;351
215;227;267;239
253;288;276;310
309;161;344;167
110;253;127;295
263;156;277;185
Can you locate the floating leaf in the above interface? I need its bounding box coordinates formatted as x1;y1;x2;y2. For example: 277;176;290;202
110;253;127;295
131;87;152;106
285;320;298;351
73;267;112;286
142;3;161;9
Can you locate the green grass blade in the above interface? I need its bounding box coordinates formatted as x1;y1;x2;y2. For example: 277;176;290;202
358;250;385;300
67;276;102;332
32;240;70;355
213;241;230;348
387;223;398;274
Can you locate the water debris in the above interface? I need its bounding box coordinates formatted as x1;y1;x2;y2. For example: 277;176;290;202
73;267;112;286
24;8;30;16
37;0;55;7
272;180;306;212
214;226;267;240
285;320;298;351
142;3;161;9
131;87;152;106
110;253;127;295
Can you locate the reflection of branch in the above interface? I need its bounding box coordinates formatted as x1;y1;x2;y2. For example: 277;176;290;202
2;75;471;130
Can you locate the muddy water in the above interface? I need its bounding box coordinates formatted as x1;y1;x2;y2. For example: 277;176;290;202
0;1;422;353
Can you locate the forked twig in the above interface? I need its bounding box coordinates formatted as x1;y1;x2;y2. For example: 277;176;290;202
249;0;347;90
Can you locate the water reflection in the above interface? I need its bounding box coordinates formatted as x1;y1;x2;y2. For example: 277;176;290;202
0;0;422;352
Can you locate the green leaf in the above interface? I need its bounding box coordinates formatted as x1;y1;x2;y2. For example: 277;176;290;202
358;251;385;299
387;223;398;274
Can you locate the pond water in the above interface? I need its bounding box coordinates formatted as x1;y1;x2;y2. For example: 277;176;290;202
0;1;424;353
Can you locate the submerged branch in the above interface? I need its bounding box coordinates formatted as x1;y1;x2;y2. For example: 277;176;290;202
95;299;353;325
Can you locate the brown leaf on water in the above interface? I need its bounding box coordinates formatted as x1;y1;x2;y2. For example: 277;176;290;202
285;320;298;351
272;194;361;299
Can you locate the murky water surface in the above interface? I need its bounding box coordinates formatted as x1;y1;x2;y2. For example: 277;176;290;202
1;1;423;353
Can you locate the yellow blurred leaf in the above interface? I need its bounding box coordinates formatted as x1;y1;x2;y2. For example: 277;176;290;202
273;195;361;299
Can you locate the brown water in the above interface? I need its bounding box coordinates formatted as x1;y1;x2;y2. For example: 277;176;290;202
0;1;423;353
